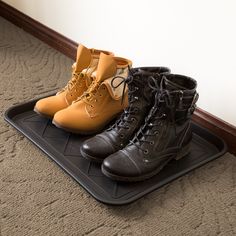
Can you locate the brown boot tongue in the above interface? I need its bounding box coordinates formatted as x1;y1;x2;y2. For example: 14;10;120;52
74;44;92;73
96;53;117;82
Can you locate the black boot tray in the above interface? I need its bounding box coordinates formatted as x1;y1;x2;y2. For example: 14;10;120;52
4;96;227;205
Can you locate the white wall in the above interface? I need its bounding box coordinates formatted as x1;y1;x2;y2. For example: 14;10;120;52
3;0;236;126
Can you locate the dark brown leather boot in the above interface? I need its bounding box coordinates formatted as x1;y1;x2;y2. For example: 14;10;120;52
80;67;170;162
102;74;198;182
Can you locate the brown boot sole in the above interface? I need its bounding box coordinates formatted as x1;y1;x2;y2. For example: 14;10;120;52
102;143;191;182
80;148;104;163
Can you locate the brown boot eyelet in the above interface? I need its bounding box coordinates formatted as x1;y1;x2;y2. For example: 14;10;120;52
150;141;154;145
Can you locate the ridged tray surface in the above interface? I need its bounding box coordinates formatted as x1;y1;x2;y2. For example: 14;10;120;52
5;98;227;205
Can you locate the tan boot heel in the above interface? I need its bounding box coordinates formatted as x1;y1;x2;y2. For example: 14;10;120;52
175;143;191;160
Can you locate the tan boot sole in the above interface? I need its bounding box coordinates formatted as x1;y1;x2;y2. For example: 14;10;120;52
52;113;122;135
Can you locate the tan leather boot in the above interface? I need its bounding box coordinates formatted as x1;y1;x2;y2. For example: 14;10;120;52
34;44;113;118
53;53;132;134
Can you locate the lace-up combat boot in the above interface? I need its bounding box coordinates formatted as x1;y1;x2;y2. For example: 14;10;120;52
80;67;170;162
53;53;132;134
102;74;198;182
34;44;113;118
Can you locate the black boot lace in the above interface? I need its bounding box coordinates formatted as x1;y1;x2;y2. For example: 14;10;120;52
107;69;160;133
129;76;179;154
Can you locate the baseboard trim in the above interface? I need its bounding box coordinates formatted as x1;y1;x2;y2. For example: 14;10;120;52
1;1;235;155
0;0;78;59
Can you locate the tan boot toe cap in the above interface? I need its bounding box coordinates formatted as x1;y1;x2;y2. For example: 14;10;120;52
34;95;68;118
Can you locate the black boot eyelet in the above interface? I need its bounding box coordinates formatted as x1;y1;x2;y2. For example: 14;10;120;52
144;149;149;154
120;134;124;139
150;141;154;145
154;131;159;136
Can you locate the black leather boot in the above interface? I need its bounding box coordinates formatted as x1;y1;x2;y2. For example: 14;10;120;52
80;67;170;162
102;74;198;182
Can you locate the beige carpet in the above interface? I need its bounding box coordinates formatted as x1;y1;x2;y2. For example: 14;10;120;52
0;16;236;236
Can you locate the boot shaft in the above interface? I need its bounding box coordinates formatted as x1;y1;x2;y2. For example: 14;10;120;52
129;74;198;154
125;67;170;112
155;74;198;123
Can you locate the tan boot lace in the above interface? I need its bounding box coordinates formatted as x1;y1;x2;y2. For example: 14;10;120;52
57;62;95;95
74;79;102;105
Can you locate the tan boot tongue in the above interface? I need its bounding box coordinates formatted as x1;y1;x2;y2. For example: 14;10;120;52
74;44;92;73
96;53;117;82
